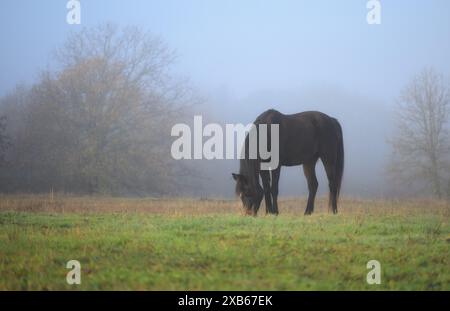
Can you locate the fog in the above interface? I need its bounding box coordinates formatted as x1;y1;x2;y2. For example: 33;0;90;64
196;86;393;198
1;1;449;198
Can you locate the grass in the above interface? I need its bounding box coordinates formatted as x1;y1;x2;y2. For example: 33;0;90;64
0;195;449;290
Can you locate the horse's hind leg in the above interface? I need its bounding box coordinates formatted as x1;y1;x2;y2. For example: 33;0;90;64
321;156;338;214
303;161;318;215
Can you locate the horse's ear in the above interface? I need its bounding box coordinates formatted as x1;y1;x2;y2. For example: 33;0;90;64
232;173;240;181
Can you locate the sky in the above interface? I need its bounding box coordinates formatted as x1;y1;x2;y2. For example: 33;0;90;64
1;0;449;197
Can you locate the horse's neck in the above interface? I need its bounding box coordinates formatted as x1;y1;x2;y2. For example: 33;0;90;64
241;159;260;189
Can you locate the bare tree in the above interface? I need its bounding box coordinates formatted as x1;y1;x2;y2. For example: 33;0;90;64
0;24;200;195
388;68;450;198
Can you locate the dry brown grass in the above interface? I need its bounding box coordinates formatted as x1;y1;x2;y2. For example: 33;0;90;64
0;194;448;217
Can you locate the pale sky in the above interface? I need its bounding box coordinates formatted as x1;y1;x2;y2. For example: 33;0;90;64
1;0;449;99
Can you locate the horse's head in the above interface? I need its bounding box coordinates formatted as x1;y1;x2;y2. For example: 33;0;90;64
232;173;260;216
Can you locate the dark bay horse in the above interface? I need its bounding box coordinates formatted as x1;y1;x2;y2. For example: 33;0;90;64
232;109;344;215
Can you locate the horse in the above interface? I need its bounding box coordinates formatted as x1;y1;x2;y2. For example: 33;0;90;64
232;109;344;216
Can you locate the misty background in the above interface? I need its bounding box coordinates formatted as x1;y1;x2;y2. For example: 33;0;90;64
1;1;449;198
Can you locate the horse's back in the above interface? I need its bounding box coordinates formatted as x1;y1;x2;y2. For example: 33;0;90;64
255;109;338;139
254;109;284;125
255;109;334;126
254;109;341;166
284;111;342;149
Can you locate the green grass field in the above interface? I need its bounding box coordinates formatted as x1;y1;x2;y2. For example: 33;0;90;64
0;196;449;290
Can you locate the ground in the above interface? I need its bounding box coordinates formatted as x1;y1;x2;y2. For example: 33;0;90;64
0;195;448;290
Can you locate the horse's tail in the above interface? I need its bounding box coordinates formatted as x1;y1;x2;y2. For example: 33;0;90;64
334;119;344;199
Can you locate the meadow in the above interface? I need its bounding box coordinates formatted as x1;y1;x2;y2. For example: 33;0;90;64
0;195;448;290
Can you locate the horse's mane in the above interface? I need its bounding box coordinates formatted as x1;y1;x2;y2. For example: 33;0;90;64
238;133;260;194
237;109;280;194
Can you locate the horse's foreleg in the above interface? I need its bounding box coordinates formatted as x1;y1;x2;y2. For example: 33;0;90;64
270;168;281;215
260;170;273;214
253;183;264;215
